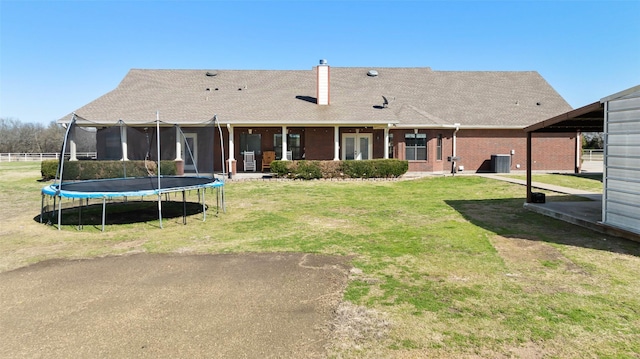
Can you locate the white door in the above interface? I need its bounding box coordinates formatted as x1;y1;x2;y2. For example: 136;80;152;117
342;133;372;160
183;133;198;171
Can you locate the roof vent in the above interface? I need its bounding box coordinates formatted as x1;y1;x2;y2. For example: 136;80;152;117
367;70;379;77
206;71;218;77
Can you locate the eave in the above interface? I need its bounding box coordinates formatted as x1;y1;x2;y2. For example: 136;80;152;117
524;101;604;133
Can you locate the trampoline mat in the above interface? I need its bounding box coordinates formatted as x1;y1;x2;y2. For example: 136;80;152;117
60;176;217;192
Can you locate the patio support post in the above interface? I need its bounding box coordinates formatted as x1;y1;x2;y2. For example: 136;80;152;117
175;126;184;175
281;126;288;160
383;126;390;159
120;121;129;161
227;124;236;175
575;130;581;173
69;125;77;161
175;126;182;160
526;131;532;203
333;126;340;160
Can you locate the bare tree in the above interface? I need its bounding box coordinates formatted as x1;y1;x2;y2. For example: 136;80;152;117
0;118;22;152
583;132;604;149
0;118;76;153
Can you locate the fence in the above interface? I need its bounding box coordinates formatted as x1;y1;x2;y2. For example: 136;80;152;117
0;152;97;162
582;149;603;161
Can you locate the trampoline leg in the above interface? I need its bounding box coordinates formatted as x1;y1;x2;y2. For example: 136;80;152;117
221;186;226;213
182;190;186;225
40;194;45;224
102;197;106;232
52;195;56;224
78;200;83;230
57;195;62;231
202;189;206;222
158;194;163;229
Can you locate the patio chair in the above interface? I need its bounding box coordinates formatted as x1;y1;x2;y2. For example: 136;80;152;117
286;150;293;160
243;151;256;172
261;151;275;172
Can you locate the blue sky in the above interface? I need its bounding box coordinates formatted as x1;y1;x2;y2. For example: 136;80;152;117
1;0;639;125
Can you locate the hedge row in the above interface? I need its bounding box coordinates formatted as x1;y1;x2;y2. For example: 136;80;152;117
269;159;408;179
41;160;177;180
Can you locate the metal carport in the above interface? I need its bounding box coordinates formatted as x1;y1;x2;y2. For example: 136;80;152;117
524;101;604;203
524;85;640;240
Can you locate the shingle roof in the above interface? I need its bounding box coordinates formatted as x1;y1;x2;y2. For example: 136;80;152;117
62;67;572;128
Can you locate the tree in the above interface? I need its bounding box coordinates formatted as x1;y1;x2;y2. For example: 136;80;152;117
582;132;604;149
39;121;66;153
0;118;23;152
0;118;96;153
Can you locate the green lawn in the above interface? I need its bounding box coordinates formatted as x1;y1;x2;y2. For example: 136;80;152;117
507;173;603;193
1;162;639;358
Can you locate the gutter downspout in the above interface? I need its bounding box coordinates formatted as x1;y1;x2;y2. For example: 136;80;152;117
452;123;460;174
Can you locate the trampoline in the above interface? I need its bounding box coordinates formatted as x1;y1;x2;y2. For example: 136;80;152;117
42;176;223;199
41;113;227;231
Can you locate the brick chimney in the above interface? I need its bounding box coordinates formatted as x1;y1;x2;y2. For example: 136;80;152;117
317;59;330;105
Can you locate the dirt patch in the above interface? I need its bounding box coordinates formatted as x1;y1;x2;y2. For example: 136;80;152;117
0;252;351;358
490;235;590;293
491;235;585;273
326;301;391;355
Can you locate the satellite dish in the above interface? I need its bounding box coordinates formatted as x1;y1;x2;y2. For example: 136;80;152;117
382;96;396;108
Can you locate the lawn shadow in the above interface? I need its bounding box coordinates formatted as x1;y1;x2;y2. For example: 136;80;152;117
35;200;211;229
446;197;640;257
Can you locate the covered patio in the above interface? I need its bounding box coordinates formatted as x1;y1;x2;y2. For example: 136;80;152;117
523;97;639;242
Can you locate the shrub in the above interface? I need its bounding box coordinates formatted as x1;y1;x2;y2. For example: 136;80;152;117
294;161;322;180
41;160;59;180
341;160;371;178
269;159;408;180
318;161;344;179
341;159;408;178
269;160;291;178
41;160;176;181
370;159;409;178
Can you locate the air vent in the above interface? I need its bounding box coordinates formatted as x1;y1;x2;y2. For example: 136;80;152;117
205;71;218;77
367;70;379;77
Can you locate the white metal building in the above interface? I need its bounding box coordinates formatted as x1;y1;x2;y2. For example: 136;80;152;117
602;85;640;235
